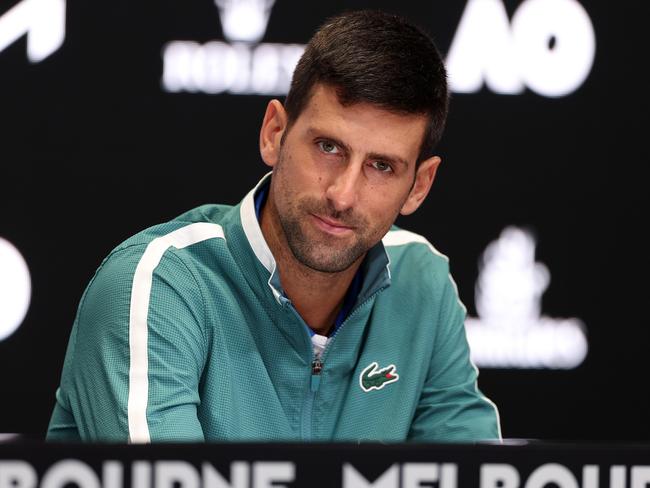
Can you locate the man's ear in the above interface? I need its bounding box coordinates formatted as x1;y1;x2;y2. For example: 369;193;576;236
259;99;288;168
400;156;442;215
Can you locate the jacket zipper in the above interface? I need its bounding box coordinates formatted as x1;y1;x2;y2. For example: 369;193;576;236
311;357;323;391
283;303;320;440
297;285;388;440
301;355;321;439
318;286;388;365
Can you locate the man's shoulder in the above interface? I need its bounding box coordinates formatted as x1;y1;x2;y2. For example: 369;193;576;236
171;203;236;227
111;203;235;251
93;203;237;276
382;226;450;269
380;226;458;300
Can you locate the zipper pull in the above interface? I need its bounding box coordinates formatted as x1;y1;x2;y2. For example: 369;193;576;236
311;358;322;391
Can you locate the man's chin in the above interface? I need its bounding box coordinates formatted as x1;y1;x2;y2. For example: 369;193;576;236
292;245;366;274
298;260;356;274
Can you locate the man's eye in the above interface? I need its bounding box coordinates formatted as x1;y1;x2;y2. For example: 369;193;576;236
318;141;339;154
371;161;393;173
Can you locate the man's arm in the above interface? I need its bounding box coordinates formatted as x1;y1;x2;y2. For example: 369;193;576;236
47;246;207;442
408;273;501;442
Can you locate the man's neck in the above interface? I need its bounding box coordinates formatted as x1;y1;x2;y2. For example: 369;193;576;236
260;196;363;336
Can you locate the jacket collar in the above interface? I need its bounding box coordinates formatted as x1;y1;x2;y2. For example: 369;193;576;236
238;172;392;306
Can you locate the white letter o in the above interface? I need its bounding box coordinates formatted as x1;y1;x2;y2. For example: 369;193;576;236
512;0;596;97
41;460;100;488
525;463;579;488
0;238;31;342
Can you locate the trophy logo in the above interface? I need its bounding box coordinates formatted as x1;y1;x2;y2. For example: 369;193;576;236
214;0;276;43
465;226;588;369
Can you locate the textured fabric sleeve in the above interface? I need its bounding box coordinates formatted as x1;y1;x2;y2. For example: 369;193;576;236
408;273;501;442
46;245;207;442
46;388;82;441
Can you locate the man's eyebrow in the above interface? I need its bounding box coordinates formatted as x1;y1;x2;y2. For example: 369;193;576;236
307;127;410;168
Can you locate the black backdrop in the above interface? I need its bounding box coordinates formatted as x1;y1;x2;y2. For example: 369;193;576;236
1;0;645;442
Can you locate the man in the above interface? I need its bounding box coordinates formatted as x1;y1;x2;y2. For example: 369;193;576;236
47;9;500;442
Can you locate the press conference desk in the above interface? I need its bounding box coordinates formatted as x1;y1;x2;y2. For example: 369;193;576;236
1;440;649;487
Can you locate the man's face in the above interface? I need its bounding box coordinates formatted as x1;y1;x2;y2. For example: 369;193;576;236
261;84;439;273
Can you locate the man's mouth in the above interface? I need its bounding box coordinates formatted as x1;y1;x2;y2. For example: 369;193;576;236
310;214;354;235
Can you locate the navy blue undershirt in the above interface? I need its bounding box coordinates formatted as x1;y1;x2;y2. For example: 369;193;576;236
254;185;362;337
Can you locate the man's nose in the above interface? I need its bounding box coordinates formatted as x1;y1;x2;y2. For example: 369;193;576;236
325;162;362;212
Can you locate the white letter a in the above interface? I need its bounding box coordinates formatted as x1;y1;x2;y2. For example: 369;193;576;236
446;0;524;94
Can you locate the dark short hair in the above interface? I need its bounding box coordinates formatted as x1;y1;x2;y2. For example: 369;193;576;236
284;9;449;163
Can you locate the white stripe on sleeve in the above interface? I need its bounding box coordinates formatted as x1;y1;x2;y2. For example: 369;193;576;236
128;222;224;443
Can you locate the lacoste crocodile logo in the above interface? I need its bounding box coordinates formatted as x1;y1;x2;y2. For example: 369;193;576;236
359;362;399;392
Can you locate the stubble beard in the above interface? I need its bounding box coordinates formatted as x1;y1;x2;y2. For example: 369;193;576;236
278;196;372;273
273;151;380;274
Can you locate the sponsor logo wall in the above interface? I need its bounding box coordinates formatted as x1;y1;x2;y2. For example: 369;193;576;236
161;0;596;97
0;0;638;442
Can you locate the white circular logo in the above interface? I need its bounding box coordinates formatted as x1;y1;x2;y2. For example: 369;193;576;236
0;237;32;341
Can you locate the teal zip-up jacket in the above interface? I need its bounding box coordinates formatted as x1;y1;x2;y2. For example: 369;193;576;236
47;175;501;443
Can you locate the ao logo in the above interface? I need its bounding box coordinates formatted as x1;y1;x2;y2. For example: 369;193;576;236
446;0;596;97
0;238;31;342
0;0;65;62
